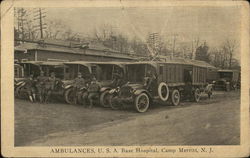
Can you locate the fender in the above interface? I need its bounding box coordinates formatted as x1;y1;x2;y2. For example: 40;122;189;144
109;88;116;94
16;81;25;86
100;87;111;92
64;84;73;89
134;89;152;99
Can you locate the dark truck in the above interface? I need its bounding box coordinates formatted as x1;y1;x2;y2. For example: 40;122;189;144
214;69;240;91
63;61;125;106
15;61;69;101
109;59;213;113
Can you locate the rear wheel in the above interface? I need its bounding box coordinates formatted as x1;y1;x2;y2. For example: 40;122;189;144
193;88;201;102
100;90;111;108
171;89;180;106
64;88;74;104
134;93;150;113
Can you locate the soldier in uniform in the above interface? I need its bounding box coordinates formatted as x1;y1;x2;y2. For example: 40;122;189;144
144;69;156;90
36;71;47;103
87;76;101;108
44;72;56;103
25;74;36;102
72;72;86;104
112;68;123;87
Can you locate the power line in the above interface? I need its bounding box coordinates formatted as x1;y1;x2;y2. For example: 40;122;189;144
33;8;47;39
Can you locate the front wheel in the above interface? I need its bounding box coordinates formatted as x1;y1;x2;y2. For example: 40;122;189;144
193;88;201;102
100;90;111;108
171;89;180;106
134;93;150;113
64;88;75;104
110;95;121;110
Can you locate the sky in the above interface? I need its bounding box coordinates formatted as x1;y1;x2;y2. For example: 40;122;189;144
34;6;241;59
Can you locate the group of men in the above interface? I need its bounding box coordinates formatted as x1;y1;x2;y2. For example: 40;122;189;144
72;72;101;108
25;71;57;103
24;70;102;108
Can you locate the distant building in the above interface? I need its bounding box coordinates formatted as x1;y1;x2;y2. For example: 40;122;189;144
14;39;141;62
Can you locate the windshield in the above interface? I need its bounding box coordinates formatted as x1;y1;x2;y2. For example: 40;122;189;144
219;72;233;80
126;64;156;83
96;64;123;81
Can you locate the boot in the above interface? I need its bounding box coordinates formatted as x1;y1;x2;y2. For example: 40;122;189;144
44;96;49;104
32;94;36;102
29;95;33;103
88;100;93;108
74;97;77;105
40;96;43;103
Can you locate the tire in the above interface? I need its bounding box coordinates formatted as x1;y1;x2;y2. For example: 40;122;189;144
110;96;121;110
100;90;111;108
158;82;169;101
193;88;201;102
171;89;180;106
64;88;75;104
77;91;86;104
16;85;25;98
134;93;150;113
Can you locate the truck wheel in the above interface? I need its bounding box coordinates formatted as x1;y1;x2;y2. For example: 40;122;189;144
158;82;169;101
64;88;74;104
193;88;201;102
77;91;84;104
110;96;120;110
171;89;180;106
16;85;25;98
134;93;150;113
100;90;111;108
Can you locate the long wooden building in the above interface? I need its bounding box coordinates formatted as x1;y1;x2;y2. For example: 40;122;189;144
14;39;143;62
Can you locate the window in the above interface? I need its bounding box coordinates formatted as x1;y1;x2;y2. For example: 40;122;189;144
159;66;163;75
65;68;69;73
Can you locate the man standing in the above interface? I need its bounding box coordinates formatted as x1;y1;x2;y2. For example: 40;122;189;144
25;74;36;102
87;76;101;108
44;72;56;103
36;71;47;103
112;68;123;87
144;69;156;90
72;72;85;104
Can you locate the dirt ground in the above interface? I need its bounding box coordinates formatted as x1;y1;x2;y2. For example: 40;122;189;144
15;90;240;146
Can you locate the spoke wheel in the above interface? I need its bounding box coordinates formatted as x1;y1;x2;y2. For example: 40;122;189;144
110;96;121;110
134;93;149;113
100;90;111;108
171;89;180;106
193;88;201;102
64;88;75;104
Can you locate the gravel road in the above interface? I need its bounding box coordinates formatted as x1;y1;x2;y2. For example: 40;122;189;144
15;91;240;146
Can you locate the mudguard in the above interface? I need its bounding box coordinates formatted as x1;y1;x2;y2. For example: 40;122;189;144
64;84;73;89
134;89;152;99
100;87;111;92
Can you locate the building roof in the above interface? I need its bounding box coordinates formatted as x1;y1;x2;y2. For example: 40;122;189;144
14;40;135;60
218;69;240;73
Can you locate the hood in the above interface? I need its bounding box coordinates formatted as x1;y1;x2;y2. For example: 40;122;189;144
99;80;112;87
122;83;144;89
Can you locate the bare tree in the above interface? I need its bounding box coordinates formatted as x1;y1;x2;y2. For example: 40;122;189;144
223;39;237;68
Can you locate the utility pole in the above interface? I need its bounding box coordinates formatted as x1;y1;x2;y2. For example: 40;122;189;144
148;32;159;56
17;8;27;42
172;34;178;59
33;8;47;39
